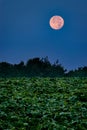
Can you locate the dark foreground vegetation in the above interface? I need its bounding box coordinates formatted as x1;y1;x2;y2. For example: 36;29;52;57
0;57;87;77
0;77;87;130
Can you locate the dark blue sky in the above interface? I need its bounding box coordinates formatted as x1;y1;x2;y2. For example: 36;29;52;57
0;0;87;70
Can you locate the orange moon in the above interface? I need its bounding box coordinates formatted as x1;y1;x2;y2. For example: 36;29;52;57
49;15;64;30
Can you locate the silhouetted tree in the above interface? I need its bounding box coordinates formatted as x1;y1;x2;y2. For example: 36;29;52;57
0;62;13;77
66;66;87;77
0;57;87;77
13;61;25;77
26;58;42;76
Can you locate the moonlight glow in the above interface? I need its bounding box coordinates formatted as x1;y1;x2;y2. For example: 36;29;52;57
49;15;64;30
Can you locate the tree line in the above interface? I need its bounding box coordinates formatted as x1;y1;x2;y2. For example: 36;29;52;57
0;57;87;77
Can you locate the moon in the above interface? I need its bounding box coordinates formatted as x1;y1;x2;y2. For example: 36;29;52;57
49;15;64;30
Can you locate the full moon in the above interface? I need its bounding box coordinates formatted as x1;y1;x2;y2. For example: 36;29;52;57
49;15;64;30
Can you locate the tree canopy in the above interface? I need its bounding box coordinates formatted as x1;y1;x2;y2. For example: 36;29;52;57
0;57;87;77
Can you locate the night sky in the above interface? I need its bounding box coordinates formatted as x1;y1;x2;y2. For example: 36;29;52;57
0;0;87;71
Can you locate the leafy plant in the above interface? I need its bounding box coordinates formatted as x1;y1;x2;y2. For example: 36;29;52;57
0;77;87;129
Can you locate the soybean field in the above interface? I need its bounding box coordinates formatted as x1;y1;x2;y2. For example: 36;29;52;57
0;77;87;130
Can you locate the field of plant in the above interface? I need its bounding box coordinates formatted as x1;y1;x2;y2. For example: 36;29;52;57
0;77;87;130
